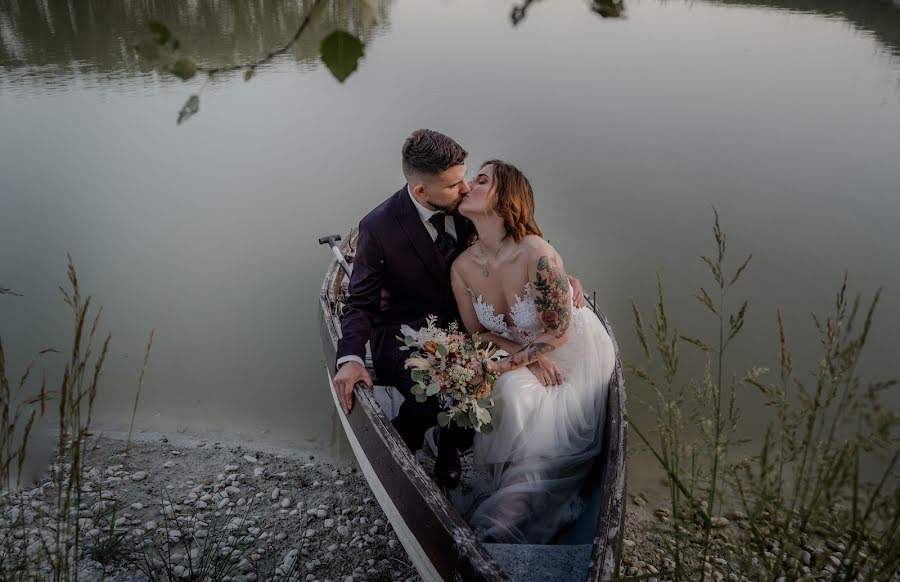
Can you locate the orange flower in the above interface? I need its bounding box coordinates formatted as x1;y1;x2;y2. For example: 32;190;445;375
423;341;438;354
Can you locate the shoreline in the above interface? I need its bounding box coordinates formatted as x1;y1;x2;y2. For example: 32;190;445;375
1;429;668;582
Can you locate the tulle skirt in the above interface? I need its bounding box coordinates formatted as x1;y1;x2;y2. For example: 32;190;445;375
466;306;616;544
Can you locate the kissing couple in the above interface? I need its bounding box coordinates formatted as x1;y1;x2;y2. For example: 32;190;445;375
333;129;616;544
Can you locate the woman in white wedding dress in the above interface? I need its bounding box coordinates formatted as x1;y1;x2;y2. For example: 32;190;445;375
450;159;616;544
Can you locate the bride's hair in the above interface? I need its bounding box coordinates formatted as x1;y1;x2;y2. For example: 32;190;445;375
481;159;543;242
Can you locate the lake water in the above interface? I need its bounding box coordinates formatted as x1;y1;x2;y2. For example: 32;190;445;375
1;0;898;490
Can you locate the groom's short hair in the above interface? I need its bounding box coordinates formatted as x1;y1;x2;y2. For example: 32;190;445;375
402;129;468;178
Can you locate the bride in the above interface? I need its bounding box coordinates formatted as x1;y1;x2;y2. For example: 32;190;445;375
450;159;616;544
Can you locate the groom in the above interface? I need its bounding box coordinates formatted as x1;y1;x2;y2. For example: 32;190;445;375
333;129;476;488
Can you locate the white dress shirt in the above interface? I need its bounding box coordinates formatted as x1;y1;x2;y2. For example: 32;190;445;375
337;185;458;369
406;184;457;242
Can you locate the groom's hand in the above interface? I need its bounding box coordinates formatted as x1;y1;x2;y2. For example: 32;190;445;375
334;361;373;414
528;359;565;387
568;275;587;309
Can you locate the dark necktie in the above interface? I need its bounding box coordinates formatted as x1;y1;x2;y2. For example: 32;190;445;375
428;212;456;263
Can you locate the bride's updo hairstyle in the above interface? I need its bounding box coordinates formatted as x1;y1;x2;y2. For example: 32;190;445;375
482;159;543;242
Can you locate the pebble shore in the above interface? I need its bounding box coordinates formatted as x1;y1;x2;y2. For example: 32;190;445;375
0;433;421;582
8;430;854;582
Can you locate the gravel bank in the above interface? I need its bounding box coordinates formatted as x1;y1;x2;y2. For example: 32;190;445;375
1;431;669;582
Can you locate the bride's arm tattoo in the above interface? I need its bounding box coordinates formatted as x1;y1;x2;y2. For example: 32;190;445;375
533;255;571;338
500;254;573;373
509;342;553;367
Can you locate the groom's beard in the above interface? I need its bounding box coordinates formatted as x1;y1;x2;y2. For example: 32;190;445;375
435;194;465;214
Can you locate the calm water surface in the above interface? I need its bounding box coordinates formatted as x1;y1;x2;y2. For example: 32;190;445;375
1;0;898;487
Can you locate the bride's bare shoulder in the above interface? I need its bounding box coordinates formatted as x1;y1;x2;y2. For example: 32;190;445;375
518;235;560;262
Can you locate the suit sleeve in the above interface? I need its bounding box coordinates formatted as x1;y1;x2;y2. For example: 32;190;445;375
335;218;385;368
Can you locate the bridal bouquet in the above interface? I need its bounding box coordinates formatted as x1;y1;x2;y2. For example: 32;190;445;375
399;316;498;433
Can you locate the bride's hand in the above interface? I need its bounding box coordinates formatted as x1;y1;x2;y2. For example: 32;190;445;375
528;358;565;387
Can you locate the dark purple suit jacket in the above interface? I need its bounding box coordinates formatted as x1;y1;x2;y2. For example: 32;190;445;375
336;187;475;385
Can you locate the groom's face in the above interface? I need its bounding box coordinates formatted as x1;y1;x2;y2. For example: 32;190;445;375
414;164;470;214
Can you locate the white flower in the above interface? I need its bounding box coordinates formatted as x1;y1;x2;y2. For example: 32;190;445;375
404;357;432;371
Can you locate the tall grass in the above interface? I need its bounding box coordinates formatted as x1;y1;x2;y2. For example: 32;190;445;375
628;210;899;581
0;255;154;581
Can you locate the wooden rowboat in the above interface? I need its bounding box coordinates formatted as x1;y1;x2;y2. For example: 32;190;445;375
318;230;628;582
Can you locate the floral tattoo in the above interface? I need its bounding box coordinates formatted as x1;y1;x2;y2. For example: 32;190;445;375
533;255;571;336
507;255;572;369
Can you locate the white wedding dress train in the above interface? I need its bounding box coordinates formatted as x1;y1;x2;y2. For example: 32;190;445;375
462;283;616;544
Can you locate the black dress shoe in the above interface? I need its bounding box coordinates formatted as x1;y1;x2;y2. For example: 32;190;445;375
434;427;462;490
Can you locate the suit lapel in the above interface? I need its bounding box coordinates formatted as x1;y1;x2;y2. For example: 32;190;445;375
394;187;446;282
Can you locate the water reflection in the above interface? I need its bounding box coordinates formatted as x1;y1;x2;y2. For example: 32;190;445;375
717;0;900;57
2;0;899;92
0;0;392;90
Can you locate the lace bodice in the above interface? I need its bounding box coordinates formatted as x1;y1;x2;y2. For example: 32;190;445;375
469;282;543;345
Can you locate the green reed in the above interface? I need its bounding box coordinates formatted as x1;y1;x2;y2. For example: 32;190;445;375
627;210;898;581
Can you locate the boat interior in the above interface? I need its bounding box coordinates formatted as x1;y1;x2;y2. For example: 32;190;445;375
370;384;609;582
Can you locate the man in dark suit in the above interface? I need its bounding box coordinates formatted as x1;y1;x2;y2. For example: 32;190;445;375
333;129;475;488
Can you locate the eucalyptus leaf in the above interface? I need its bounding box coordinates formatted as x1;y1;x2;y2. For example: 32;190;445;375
320;31;364;83
436;343;448;357
425;383;441;397
411;370;426;383
437;412;450;427
415;393;427;403
176;94;199;125
411;383;425;395
480;422;494;434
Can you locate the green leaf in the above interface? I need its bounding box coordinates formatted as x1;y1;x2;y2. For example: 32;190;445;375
176;94;199;125
436;343;448;357
170;58;197;80
437;412;450;427
149;20;171;45
320;31;364;83
480;422;494;434
410;369;426;383
415;393;427;403
477;397;493;408
411;383;425;395
425;383;441;397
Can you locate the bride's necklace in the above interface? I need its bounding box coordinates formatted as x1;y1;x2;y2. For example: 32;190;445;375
478;237;511;278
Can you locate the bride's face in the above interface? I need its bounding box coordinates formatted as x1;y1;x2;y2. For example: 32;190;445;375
458;164;496;217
